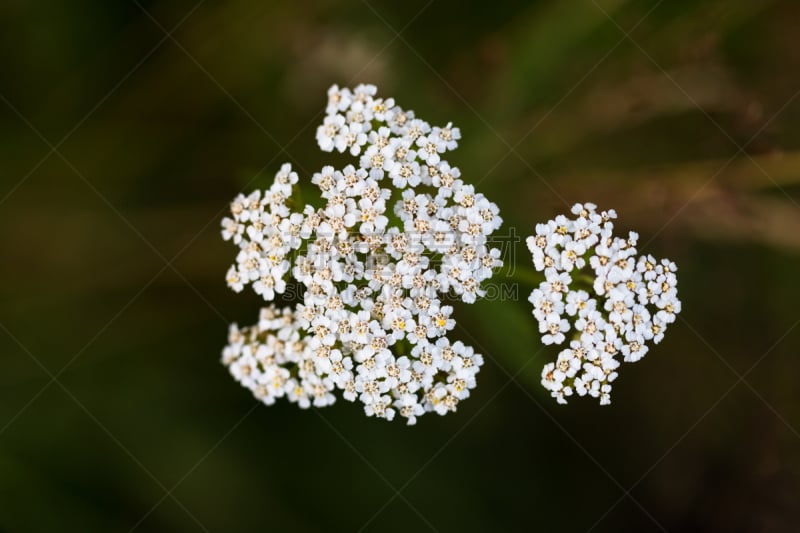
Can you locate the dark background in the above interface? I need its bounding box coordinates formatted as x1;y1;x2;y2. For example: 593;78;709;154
2;1;800;531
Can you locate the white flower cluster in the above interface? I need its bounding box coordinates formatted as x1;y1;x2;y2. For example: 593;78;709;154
221;84;502;424
526;203;681;405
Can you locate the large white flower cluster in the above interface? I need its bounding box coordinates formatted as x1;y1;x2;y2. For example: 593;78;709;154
220;84;502;424
526;203;681;405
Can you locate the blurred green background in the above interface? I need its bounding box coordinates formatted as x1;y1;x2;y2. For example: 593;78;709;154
2;0;800;531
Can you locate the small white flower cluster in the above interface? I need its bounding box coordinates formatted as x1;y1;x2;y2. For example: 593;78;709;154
223;305;484;424
221;164;301;300
221;84;502;424
526;203;681;405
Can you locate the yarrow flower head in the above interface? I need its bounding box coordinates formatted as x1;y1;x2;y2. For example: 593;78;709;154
526;203;681;405
220;84;503;424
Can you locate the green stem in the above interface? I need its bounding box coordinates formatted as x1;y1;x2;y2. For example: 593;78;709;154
502;265;545;287
395;338;409;356
501;265;596;290
290;183;305;210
